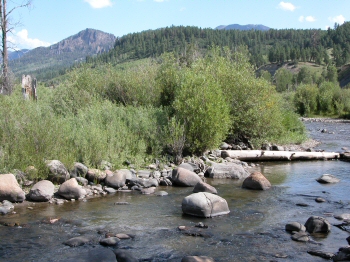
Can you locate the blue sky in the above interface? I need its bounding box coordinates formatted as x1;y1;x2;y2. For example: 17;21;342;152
7;0;349;50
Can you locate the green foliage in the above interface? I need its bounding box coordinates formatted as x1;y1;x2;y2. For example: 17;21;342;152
317;81;338;114
275;68;293;92
172;57;231;154
294;84;319;116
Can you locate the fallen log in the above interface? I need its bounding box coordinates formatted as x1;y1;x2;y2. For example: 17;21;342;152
221;150;340;161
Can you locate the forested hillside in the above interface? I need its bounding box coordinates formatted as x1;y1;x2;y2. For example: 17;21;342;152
89;23;350;86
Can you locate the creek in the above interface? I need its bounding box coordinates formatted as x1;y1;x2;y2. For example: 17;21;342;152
0;120;349;262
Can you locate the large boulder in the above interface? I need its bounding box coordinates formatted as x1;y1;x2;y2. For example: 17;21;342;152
182;192;230;218
27;180;55;202
204;162;249;179
105;171;126;189
0;174;25;202
57;178;87;200
316;174;340;184
242;172;271;190
46;160;70;183
193;181;217;194
71;162;88;178
172;167;202;187
304;216;331;233
86;169;106;184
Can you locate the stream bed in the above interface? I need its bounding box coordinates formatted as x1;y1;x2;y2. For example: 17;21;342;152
0;120;349;262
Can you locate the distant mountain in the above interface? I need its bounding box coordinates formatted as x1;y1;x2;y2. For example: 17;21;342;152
8;49;30;61
216;24;271;31
9;28;116;81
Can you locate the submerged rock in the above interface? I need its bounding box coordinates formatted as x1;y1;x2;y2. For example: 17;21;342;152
307;250;335;259
291;231;309;242
113;249;138;262
242;172;271;190
304;216;331;233
182;192;230;218
316;174;340;184
64;236;90;247
99;237;120;246
193;181;217;194
0;173;25;202
181;256;215;262
333;246;350;261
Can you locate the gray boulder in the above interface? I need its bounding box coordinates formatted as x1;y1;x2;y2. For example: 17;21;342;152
242;172;271;190
57;178;87;200
119;169;135;181
205;162;249;179
28;180;54;202
172;167;202;187
316;174;340;184
46;160;70;183
182;192;230;218
0;174;25;202
105;171;126;189
71;162;88;178
193;181;217;194
304;216;331;233
86;169;106;184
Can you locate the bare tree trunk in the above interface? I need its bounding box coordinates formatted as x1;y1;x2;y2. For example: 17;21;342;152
1;0;10;94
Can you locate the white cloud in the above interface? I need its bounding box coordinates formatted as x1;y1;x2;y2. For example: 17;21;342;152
328;15;345;25
84;0;113;9
299;15;316;23
278;2;296;11
8;29;51;49
305;16;316;22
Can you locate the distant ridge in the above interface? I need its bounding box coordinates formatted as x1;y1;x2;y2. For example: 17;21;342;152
216;24;270;31
10;28;116;81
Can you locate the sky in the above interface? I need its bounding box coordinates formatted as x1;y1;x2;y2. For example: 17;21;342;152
6;0;349;50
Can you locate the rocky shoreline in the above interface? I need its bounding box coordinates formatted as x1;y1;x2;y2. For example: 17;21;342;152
1;137;350;261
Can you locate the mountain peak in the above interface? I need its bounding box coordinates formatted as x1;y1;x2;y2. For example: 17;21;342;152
215;24;270;31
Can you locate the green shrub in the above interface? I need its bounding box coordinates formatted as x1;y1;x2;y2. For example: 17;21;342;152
294;84;318;116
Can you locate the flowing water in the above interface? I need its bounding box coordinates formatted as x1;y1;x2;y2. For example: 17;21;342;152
0;121;349;262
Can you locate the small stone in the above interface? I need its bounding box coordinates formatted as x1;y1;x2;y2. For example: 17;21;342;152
115;233;131;239
99;237;120;246
334;214;350;221
155;191;168;196
64;236;90;247
316;174;340;184
315;197;326;203
285;222;306;232
27;207;33;210
181;256;215;262
307;250;335;259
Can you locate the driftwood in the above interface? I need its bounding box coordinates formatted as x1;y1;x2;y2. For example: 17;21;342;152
221;150;340;161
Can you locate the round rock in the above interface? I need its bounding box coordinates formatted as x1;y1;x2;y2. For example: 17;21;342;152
291;231;309;242
0;174;25;202
28;180;54;202
182;192;230;218
57;178;87;200
316;174;340;184
304;216;331;233
193;181;217;194
285;222;306;232
242;172;271;190
105;171;126;189
172;167;202;187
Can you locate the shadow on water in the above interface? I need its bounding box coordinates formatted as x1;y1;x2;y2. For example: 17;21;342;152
1;121;350;261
